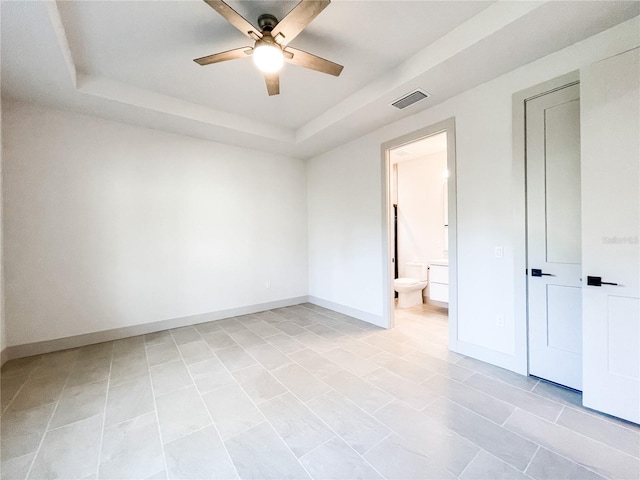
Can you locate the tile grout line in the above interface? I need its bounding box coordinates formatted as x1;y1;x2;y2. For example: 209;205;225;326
1;355;45;415
5;306;637;479
280;389;388;479
1;378;26;416
40;411;105;434
528;444;614;480
94;343;115;479
359;431;393;457
217;310;388;478
23;354;78;479
172;326;242;480
370;394;490;478
424;401;544;473
296;434;339;461
575;404;640;435
521;444;540;475
475;369;542;394
266;359;389;479
147;334;172;478
371;397;397;416
553;404;566;423
430;370;570;426
501;406;518;426
208;337;319;480
507;405;640;462
455;449;482;479
401;349;473;380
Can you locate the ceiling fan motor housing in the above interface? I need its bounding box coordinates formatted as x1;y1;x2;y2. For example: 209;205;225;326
257;14;278;32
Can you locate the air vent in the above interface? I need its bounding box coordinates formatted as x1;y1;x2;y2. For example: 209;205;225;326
391;89;430;110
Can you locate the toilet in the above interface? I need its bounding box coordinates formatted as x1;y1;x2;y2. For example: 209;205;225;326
394;262;429;308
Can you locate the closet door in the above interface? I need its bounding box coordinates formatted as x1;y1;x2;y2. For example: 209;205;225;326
527;83;582;390
581;48;640;423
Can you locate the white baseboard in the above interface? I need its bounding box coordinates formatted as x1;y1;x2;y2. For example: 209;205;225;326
425;298;449;309
2;296;307;362
306;296;387;328
451;338;527;376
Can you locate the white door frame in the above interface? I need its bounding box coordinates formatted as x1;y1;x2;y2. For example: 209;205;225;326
380;118;458;340
512;71;580;376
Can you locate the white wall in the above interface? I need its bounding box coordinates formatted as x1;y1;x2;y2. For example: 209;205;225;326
3;102;308;347
396;151;447;277
306;18;640;373
306;138;384;321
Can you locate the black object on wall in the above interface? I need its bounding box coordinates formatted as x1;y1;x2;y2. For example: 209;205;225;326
394;204;398;298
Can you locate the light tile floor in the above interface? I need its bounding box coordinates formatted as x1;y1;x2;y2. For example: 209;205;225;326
1;303;638;479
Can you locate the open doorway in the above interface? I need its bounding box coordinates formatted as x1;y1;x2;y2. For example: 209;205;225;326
381;118;457;352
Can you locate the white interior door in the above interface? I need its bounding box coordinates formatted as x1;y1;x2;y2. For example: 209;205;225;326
581;49;640;423
527;83;583;390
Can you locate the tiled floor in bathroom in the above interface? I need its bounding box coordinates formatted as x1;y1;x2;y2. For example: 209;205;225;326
1;302;638;479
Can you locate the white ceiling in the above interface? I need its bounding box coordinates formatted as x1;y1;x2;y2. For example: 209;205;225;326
391;132;448;164
2;1;639;159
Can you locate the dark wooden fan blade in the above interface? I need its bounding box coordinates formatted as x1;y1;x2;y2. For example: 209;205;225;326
264;73;280;96
271;0;330;46
284;47;343;76
203;0;262;39
194;47;253;66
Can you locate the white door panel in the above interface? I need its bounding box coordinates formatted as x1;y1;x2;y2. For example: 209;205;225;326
581;48;640;423
527;83;583;390
606;296;639;380
546;285;582;354
545;100;582;264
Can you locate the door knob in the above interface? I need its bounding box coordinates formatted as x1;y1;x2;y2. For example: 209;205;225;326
531;269;554;277
587;276;618;286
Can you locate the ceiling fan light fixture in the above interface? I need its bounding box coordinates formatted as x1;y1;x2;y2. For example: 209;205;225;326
253;43;284;73
195;0;343;95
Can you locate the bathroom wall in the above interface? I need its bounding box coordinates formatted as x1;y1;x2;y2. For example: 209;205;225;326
396;151;447;278
2;101;308;349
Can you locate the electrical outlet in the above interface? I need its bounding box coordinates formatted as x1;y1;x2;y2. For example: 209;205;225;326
496;315;505;327
265;281;271;289
494;246;504;259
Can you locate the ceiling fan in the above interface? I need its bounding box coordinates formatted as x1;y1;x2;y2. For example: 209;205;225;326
194;0;344;96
